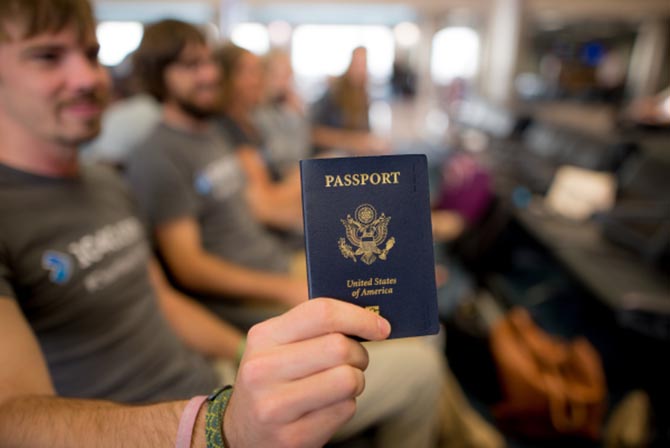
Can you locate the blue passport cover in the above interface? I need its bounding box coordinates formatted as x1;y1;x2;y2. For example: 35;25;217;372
300;154;439;339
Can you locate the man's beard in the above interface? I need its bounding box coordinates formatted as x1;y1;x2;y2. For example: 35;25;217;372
56;123;103;148
176;95;219;121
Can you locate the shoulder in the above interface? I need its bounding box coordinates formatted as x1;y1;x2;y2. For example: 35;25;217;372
83;162;122;182
82;163;134;200
133;123;170;152
128;124;176;166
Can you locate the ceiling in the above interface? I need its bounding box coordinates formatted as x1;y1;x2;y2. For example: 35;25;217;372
94;0;670;24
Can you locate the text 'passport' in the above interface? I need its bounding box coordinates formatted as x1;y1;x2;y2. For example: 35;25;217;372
300;155;439;339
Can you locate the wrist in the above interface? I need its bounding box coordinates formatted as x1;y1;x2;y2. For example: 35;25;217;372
222;399;236;448
176;396;208;448
205;386;234;448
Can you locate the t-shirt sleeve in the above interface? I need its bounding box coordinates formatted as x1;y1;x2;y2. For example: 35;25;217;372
126;147;198;230
0;244;16;300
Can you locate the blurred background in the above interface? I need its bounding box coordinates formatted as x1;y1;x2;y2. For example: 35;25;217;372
93;0;669;129
90;1;670;446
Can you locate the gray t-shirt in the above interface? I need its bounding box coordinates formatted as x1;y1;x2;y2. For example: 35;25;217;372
127;122;289;273
0;163;218;403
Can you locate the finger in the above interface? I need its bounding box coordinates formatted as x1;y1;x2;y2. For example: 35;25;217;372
274;399;358;448
247;298;391;350
254;365;365;424
241;332;369;383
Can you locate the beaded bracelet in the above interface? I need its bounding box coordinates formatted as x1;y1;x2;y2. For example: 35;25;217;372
205;385;233;448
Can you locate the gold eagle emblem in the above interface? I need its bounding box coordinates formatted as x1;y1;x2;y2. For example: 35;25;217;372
339;204;395;265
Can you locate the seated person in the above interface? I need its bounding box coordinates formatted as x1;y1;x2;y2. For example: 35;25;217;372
214;43;304;232
311;46;391;155
128;28;306;324
0;2;398;446
126;20;446;447
254;48;312;179
252;47;468;248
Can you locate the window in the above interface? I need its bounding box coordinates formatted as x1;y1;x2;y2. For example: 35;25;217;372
96;21;143;66
291;25;394;81
431;27;480;84
231;22;270;55
393;21;421;48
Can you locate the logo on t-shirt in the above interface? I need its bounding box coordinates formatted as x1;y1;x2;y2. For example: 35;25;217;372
195;175;213;195
40;217;146;290
194;156;243;200
42;251;73;285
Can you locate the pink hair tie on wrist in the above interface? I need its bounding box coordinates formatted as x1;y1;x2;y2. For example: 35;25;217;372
176;395;208;448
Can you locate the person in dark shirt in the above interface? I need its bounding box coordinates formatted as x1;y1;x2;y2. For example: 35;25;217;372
311;46;391;155
0;3;394;446
215;43;304;230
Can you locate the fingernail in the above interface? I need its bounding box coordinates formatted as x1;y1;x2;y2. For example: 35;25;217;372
377;317;391;336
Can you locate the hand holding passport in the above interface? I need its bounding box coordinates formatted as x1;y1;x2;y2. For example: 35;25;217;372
300;154;439;339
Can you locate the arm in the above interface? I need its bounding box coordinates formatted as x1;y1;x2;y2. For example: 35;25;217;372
155;216;307;307
236;145;303;231
1;297;390;448
147;259;244;360
0;297;185;447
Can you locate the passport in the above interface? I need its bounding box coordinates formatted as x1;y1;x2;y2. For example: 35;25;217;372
300;154;439;339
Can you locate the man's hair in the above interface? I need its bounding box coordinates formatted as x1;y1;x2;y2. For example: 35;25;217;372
0;0;95;43
133;19;206;102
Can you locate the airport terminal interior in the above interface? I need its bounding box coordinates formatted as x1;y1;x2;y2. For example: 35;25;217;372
9;0;670;446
